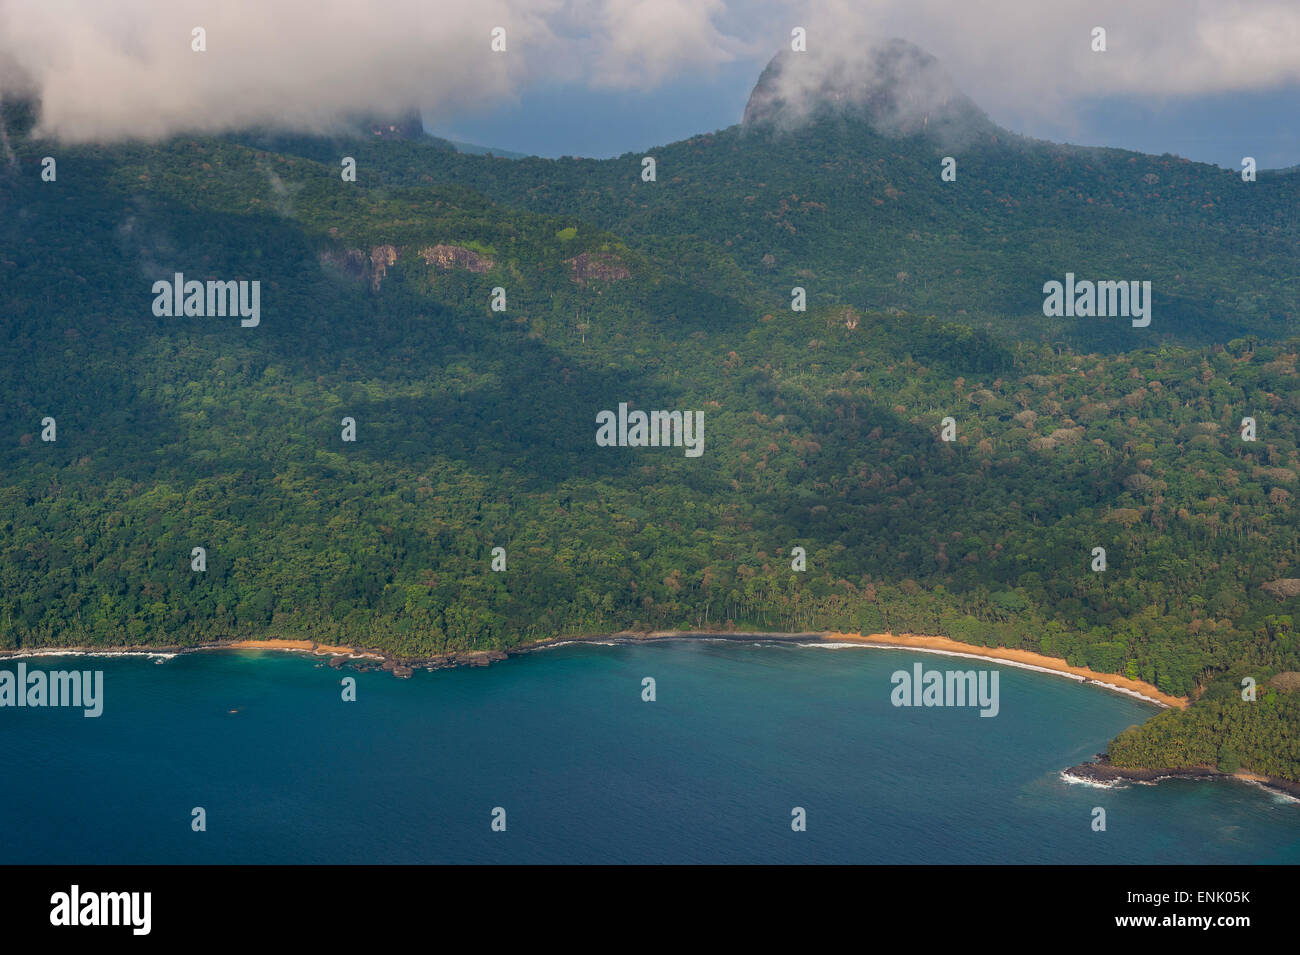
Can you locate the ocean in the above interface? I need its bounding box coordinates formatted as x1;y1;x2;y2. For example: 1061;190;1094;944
2;640;1297;863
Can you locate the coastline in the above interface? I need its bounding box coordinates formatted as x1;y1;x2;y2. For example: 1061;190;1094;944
819;631;1188;709
0;638;385;664
0;628;1186;708
16;628;1298;805
221;638;383;659
1062;755;1300;803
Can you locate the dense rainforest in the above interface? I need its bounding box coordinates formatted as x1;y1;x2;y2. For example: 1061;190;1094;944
1;46;1298;776
1108;670;1300;779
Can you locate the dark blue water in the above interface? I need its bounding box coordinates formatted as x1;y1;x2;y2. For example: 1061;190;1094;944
2;641;1297;863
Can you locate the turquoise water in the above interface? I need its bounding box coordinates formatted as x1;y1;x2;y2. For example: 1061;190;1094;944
2;640;1298;863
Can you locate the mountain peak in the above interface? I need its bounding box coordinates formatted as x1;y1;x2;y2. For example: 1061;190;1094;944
742;38;998;143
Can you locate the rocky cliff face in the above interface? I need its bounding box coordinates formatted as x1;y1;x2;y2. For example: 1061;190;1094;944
741;38;1000;146
565;252;630;285
368;245;398;291
321;242;497;291
319;247;369;283
419;244;494;273
318;244;398;291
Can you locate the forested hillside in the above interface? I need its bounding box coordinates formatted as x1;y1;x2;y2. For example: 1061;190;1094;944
230;59;1300;352
1108;669;1300;779
1;47;1298;774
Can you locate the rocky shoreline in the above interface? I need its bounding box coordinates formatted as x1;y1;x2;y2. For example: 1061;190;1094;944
359;630;824;676
0;630;825;678
12;635;1298;803
1064;754;1300;800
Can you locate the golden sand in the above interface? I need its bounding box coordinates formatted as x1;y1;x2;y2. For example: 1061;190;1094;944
823;631;1188;708
224;638;361;655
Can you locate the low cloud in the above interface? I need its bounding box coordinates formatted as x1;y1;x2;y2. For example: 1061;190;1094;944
0;0;712;141
796;0;1300;132
1;0;1297;142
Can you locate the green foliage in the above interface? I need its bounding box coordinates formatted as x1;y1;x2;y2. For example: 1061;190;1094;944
1110;675;1300;780
244;116;1300;350
1;107;1300;768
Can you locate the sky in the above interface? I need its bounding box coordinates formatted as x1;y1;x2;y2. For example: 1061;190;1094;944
1;0;1297;169
428;59;1300;170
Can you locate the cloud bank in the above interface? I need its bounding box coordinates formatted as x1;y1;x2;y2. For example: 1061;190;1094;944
0;0;741;141
795;0;1300;134
0;0;1296;142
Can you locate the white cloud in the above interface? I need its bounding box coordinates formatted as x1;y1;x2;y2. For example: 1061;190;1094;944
0;0;558;140
584;0;748;88
1;0;1297;142
796;0;1300;130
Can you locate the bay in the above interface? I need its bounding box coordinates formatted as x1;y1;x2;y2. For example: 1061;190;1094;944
2;640;1296;864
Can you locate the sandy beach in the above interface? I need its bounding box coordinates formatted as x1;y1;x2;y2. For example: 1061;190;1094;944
223;638;377;658
0;630;1189;708
821;631;1187;709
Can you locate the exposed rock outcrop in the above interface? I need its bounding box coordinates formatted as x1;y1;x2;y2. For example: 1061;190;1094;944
1261;579;1300;599
323;241;503;290
319;247;368;282
358;112;426;140
741;39;1000;146
418;244;495;272
369;245;398;291
319;244;399;291
565;252;630;285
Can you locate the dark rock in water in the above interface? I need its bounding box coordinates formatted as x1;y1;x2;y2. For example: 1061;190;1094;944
328;656;345;668
1066;755;1300;799
1067;756;1220;785
391;664;414;678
